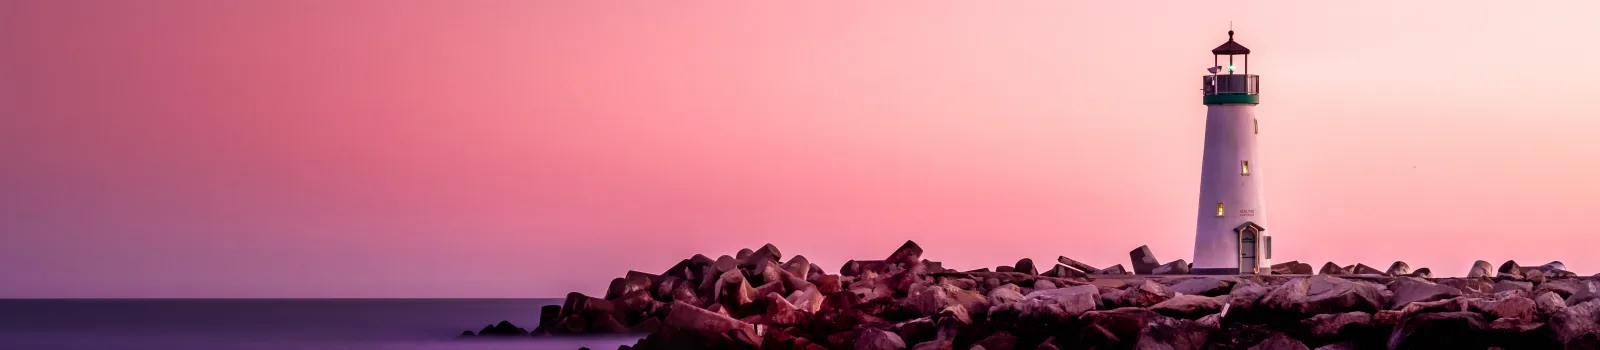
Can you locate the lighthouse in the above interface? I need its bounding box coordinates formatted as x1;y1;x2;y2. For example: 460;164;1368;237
1191;30;1271;275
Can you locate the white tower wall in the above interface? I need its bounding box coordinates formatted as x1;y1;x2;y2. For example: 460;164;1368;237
1191;103;1269;274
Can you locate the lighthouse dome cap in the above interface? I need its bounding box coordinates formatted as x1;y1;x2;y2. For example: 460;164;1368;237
1212;30;1251;55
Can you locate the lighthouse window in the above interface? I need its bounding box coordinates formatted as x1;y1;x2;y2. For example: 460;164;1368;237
1216;203;1225;217
1254;119;1259;134
1241;161;1250;175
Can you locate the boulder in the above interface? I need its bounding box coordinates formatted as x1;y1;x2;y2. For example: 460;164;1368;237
1034;280;1057;290
1466;260;1493;278
1248;333;1310;350
1568;280;1600;306
783;255;813;278
1318;262;1349;275
1133;315;1212;350
1170;277;1233;297
907;284;988;318
996;266;1016;273
1300;311;1372;339
761;292;807;325
889;317;937;346
1224;282;1272;314
1151;294;1224;319
1104;279;1175;308
1486;295;1537;320
1261;275;1386;315
1351;264;1385;275
714;270;757;308
1541;261;1567;272
1093;264;1130;275
606;271;656;300
557;292;616;333
911;341;954;350
1270;261;1315;275
1437;278;1493;295
855;328;906;350
991;285;1101;322
736;248;754;260
1387;278;1463;309
1385;261;1411;276
747;243;782;264
1403;268;1432;279
1498;260;1523;279
1056;256;1099;275
1152;259;1190;275
921;260;947;273
1493;280;1533;294
1014;258;1039;276
1041;264;1086;279
886;241;924;267
1386;312;1489;349
1537;279;1587;298
1548;300;1600;346
973;331;1018;350
535;305;561;334
1130;245;1161;275
661;301;757;346
612;290;664;326
1535;291;1567;316
811;274;843;294
788;285;825;313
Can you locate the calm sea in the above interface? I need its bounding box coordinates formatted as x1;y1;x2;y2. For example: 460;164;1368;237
0;299;641;350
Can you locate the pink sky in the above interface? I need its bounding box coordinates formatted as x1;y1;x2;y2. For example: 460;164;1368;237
2;1;1599;298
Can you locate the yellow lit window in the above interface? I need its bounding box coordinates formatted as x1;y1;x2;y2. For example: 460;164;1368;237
1241;161;1250;175
1216;203;1225;217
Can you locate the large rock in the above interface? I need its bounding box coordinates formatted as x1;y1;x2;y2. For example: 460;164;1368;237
1537;278;1588;298
1386;312;1489;349
1130;245;1161;275
1272;261;1314;275
1104;279;1175;308
534;305;561;334
1013;258;1039;276
606;271;657;300
1170;277;1233;297
662;301;758;346
1548;300;1600;346
1152;259;1190;275
1569;280;1600;306
1260;275;1386;315
1093;264;1130;275
855;328;907;350
1248;333;1310;350
1350;264;1385;275
1387;278;1463;309
1041;264;1086;279
885;241;924;267
1493;280;1533;294
556;292;618;333
907;284;988;318
1224;282;1272;314
973;331;1018;350
1385;261;1411;276
474;320;528;336
783;255;813;278
1319;262;1350;275
747;243;782;264
1056;256;1099;275
1133;315;1212;350
1486;295;1537;320
1300;311;1373;339
714;270;757;308
1497;260;1523;279
1437;278;1493;295
991;285;1101;322
1466;260;1494;278
1151;294;1224;319
1403;268;1432;279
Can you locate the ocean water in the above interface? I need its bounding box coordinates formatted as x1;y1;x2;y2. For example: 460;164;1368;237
0;299;641;350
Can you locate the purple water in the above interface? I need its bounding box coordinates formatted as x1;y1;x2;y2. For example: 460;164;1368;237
0;299;641;350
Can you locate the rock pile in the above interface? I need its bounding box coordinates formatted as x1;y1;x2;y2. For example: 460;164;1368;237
460;242;1600;349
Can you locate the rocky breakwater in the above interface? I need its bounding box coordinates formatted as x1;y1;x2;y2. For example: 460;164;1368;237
461;242;1600;349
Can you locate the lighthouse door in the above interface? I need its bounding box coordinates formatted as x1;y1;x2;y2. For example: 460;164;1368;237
1238;227;1259;274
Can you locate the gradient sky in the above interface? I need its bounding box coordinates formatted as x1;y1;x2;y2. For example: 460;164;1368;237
3;1;1599;298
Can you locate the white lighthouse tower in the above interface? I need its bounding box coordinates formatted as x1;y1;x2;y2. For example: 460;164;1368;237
1192;30;1271;275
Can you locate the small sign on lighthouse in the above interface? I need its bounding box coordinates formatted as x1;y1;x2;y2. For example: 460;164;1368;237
1192;30;1272;275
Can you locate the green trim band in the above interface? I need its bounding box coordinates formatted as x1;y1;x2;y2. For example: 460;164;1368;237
1203;94;1260;105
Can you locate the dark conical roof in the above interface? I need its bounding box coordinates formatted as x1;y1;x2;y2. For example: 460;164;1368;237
1212;30;1250;55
